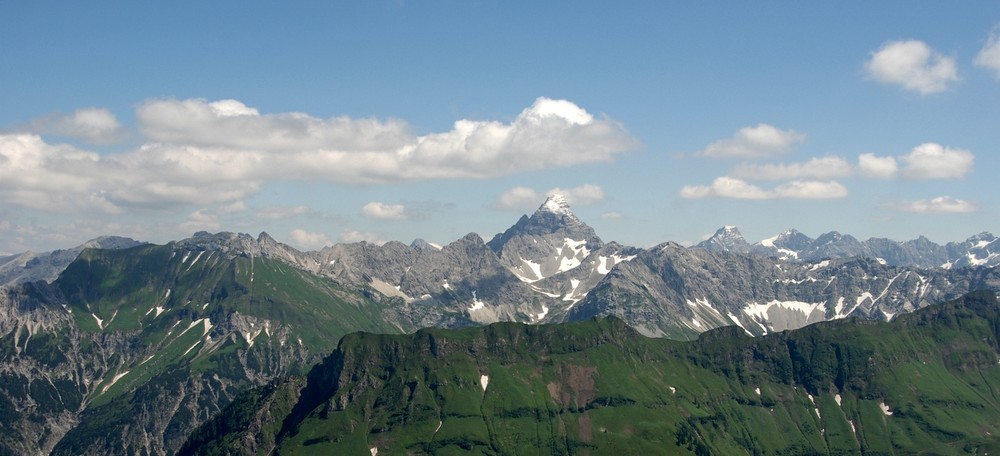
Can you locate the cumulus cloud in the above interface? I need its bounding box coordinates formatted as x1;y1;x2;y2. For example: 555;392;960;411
696;124;806;159
975;26;1000;79
361;202;408;220
135;97;637;182
493;184;606;211
288;229;332;250
900;143;974;179
890;196;977;213
680;177;848;199
865;40;958;94
0;134;117;213
20;108;124;144
731;156;853;181
0;98;635;213
858;153;898;179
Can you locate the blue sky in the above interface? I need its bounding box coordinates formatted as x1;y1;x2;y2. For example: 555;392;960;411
1;1;998;253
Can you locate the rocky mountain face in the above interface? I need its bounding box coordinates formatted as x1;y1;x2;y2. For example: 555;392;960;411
181;291;1000;455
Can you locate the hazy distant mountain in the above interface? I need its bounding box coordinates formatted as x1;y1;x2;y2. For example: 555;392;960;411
747;227;999;268
0;236;144;286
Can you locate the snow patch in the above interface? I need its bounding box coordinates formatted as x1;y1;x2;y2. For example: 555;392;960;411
835;394;842;407
880;402;893;416
517;257;543;282
563;279;582;302
669;386;676;394
370;447;378;456
101;371;130;394
92;314;104;330
480;374;489;391
754;387;761;396
442;281;451;290
691;318;702;328
727;312;754;336
468;291;486;312
808;260;830;271
536;306;549;321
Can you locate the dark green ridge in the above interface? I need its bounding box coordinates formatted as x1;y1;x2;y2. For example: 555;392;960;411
181;291;1000;455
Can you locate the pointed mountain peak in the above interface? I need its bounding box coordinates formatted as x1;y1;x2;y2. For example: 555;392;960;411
537;193;575;217
697;225;749;252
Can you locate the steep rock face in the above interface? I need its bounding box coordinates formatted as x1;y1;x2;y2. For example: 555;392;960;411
487;194;603;283
569;242;1000;339
182;292;1000;455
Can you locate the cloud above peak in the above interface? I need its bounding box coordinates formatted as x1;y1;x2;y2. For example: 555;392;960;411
696;124;806;159
866;40;958;94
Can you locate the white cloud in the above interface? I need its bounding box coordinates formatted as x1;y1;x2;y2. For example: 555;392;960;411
339;229;383;245
0;98;636;214
900;143;974;179
975;26;1000;79
600;211;623;220
361;202;408;220
135;97;637;183
890;196;977;213
20;108;124;144
865;40;958;94
697;124;806;159
680;177;847;199
731;156;853;181
0;134;117;213
493;184;606;211
288;229;332;250
858;153;898;179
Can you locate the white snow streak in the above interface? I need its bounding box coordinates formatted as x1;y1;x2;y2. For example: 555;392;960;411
480;375;489;392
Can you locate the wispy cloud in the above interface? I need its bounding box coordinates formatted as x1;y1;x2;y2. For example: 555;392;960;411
680;177;848;200
975;25;1000;79
731;156;852;181
865;40;958;94
696;124;806;159
493;184;606;211
890;196;977;214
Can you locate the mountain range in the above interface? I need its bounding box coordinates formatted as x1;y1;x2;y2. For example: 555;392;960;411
0;194;997;454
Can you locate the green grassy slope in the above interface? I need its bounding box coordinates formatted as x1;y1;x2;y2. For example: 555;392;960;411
182;291;1000;455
